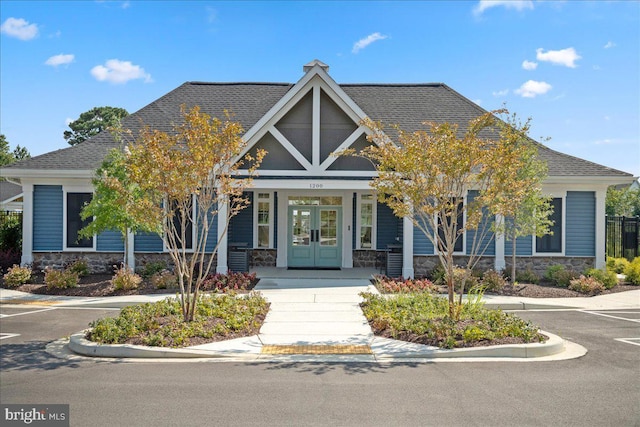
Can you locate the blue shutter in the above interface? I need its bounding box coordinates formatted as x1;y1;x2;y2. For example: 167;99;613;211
566;191;595;256
33;185;63;251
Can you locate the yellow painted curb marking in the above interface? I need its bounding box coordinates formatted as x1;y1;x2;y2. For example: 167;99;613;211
261;344;372;355
0;299;61;306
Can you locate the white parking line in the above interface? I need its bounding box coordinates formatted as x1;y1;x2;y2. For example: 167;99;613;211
581;310;640;323
0;307;56;318
0;333;21;340
614;338;640;347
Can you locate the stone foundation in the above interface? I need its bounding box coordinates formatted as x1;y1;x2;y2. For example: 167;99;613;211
352;250;380;268
32;252;124;274
251;249;277;267
504;257;595;280
413;255;498;278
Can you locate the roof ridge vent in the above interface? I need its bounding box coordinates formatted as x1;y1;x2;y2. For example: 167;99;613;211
303;59;329;73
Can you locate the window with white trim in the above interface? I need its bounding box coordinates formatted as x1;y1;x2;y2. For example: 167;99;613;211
437;198;464;253
255;192;272;248
358;193;375;249
66;192;93;249
536;197;562;253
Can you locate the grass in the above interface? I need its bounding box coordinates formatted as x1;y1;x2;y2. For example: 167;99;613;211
87;293;269;348
360;291;545;349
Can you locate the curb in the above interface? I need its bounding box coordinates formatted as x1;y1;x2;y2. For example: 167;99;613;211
67;329;570;361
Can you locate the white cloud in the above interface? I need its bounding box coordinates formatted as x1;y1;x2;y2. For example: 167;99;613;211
515;80;552;98
206;7;217;23
604;41;616;49
0;17;39;40
91;59;152;84
536;47;581;68
45;53;75;67
522;60;538;70
122;1;130;9
492;89;509;97
474;0;533;15
352;32;388;54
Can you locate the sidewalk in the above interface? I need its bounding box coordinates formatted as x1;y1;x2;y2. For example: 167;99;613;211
4;284;639;362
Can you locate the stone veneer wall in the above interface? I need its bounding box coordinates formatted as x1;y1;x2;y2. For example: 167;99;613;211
352;250;379;268
504;257;595;280
33;252;124;274
251;249;277;267
413;255;595;279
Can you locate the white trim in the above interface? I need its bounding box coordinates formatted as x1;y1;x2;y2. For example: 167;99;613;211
268;126;313;171
595;189;607;268
312;84;321;167
162;195;197;253
239;170;377;177
216;199;229;274
532;192;566;257
402;216;414;279
433;194;467;256
494;214;506;271
63;186;96;252
355;192;376;250
253;191;274;249
20;183;33;265
319;127;366;170
251;179;374;190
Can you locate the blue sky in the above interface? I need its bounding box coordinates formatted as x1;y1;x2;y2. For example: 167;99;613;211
1;0;638;176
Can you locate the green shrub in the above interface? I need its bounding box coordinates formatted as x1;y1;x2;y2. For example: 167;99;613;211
112;265;142;290
44;268;78;289
451;267;478;292
0;214;21;251
607;257;630;274
67;259;89;277
624;257;640;285
87;293;269;347
480;270;507;292
545;264;579;288
373;275;436;293
515;268;539;284
569;275;605;295
3;264;32;287
140;261;168;278
151;270;178;289
430;265;446;285
585;268;618;289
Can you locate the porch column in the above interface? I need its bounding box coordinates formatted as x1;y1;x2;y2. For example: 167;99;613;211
595;188;606;269
494;214;506;271
216;200;229;274
402;216;414;279
20;183;33;265
126;229;135;270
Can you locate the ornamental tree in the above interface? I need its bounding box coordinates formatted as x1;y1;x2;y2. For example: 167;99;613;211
350;110;549;318
124;105;264;322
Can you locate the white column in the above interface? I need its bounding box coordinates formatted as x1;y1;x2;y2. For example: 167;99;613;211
20;183;33;265
494;214;506;271
402;216;414;279
126;229;135;270
343;191;353;268
595;188;607;269
276;191;287;267
216;200;229;274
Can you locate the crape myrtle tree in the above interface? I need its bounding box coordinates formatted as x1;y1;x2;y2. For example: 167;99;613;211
348;110;549;318
490;114;553;284
123;105;264;322
79;148;158;269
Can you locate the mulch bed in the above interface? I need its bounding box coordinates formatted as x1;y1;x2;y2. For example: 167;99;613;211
2;273;259;297
484;282;638;298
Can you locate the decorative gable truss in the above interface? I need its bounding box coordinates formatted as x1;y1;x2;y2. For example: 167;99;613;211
238;62;377;176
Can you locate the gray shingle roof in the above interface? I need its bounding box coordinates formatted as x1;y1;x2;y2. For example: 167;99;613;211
0;181;22;201
1;80;631;178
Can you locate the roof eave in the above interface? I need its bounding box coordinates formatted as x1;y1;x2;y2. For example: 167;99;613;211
1;169;95;182
545;175;636;186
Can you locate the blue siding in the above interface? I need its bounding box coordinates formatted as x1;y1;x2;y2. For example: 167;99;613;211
97;230;124;251
228;192;253;246
376;202;402;250
413;218;434;255
505;235;533;256
33;185;63;251
566;191;595;256
134;232;163;252
466;191;495;256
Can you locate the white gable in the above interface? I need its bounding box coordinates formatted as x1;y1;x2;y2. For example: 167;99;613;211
239;61;376;176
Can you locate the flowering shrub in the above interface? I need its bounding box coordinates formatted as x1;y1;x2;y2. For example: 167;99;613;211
112;265;142;291
373;275;436;294
66;259;89;277
201;271;257;293
44;268;78;289
545;265;580;288
150;269;178;289
3;264;32;287
585;268;617;289
480;269;507;291
569;275;605;295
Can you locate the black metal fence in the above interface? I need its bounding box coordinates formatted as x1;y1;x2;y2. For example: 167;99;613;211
606;216;639;260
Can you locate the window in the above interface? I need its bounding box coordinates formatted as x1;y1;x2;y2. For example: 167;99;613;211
359;194;374;249
438;198;464;253
257;193;271;248
66;193;93;248
536;198;562;253
166;199;194;251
